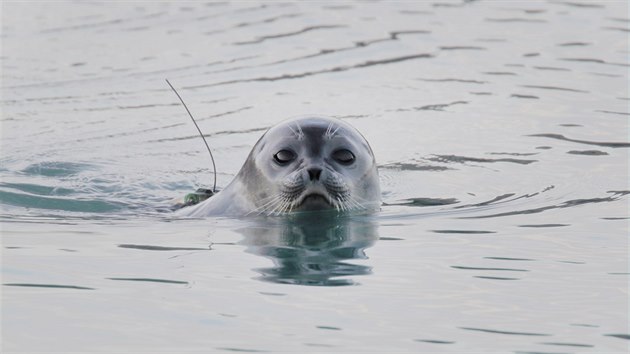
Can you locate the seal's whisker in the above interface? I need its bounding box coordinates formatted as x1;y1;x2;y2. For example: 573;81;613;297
334;196;345;212
269;197;291;216
250;194;284;215
340;200;347;212
256;194;282;207
342;196;352;211
288;122;305;140
281;200;293;214
324;122;334;139
256;193;281;204
350;196;368;210
266;203;280;216
295;122;305;140
329;124;341;138
287;125;298;139
269;196;291;215
279;201;292;214
346;194;361;208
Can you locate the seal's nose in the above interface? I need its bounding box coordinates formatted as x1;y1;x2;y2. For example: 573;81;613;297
307;167;322;181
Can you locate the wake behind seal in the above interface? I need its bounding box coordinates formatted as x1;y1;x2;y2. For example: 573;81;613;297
177;116;381;217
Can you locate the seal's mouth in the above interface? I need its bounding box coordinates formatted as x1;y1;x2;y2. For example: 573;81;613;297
295;192;332;210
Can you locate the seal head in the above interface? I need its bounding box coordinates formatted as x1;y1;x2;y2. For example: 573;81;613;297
179;116;381;217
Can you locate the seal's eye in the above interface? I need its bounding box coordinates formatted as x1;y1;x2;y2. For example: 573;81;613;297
332;149;355;165
273;149;296;165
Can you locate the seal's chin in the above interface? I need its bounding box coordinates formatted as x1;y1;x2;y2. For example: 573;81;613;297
295;193;332;211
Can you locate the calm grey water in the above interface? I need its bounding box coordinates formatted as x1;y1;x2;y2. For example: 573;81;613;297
1;1;629;353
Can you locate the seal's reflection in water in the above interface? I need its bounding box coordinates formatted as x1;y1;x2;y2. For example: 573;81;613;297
238;214;379;286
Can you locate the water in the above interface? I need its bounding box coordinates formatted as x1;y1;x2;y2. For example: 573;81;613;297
1;1;628;353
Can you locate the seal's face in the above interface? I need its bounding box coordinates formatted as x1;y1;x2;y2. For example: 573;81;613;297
242;117;381;215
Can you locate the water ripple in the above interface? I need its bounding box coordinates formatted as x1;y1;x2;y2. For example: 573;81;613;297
20;161;97;177
107;277;188;284
414;339;455;344
117;244;210;251
474;276;520;280
379;161;452;171
528;134;630;148
417;78;486;84
233;25;345;45
567;150;608;156
520;85;589;93
485;18;547;23
511;94;539;99
465;191;629;219
555;2;605;8
559;58;629;67
429;155;537;165
209;30;431;74
452;266;527;271
518;224;570;228
233;13;302;28
184;53;434;89
595;110;629;116
40;11;167;33
3;283;95;290
151;126;269;143
0;190;123;213
540;342;594;348
558;42;591;46
604;334;630;340
386;198;459;207
434;230;496;234
439;46;486;51
397;101;469;112
533;66;571;71
460;327;550;336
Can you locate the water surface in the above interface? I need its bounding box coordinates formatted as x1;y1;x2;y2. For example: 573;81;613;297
1;1;628;353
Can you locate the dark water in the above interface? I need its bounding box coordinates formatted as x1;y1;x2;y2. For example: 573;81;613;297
1;1;628;353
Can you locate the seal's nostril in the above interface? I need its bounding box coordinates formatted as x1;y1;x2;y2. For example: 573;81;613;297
307;168;322;181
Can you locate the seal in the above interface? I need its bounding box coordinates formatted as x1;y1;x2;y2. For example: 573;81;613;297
177;116;381;217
